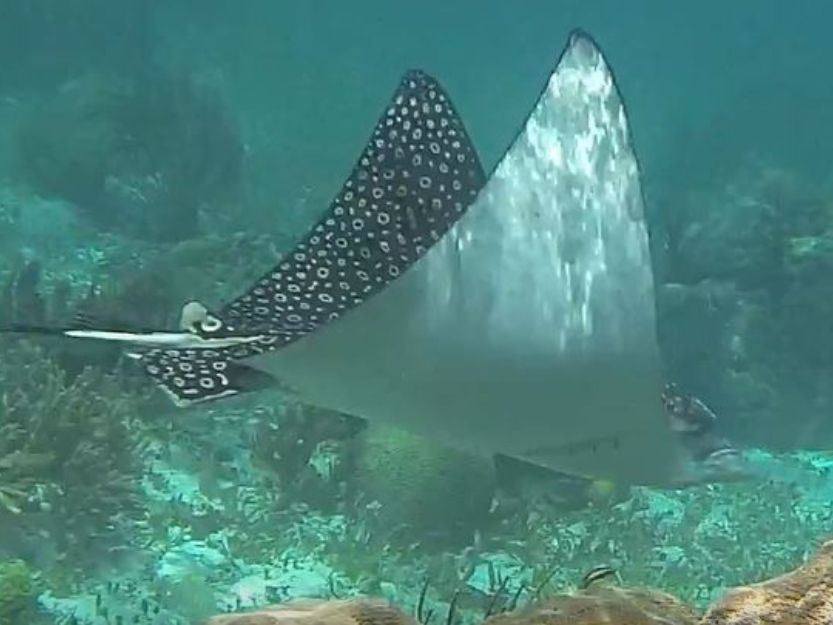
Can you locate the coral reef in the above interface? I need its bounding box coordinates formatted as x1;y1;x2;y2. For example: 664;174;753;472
653;165;833;450
2;127;833;625
14;69;243;241
250;400;363;511
203;537;833;625
351;425;496;548
41;573;203;625
4;9;833;625
0;229;283;386
0;251;167;381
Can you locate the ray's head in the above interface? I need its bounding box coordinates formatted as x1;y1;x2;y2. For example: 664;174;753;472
179;300;223;335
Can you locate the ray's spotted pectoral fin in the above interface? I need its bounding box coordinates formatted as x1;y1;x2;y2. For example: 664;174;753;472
217;69;486;342
1;69;487;412
131;69;487;407
130;349;278;407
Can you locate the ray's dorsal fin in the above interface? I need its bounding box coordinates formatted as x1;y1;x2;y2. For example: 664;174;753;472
219;69;486;339
134;69;486;406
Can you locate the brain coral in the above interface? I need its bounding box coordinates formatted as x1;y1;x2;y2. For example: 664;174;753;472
352;424;496;546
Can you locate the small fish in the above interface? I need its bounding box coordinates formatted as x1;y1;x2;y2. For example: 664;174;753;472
662;383;718;435
580;565;619;589
659;384;754;485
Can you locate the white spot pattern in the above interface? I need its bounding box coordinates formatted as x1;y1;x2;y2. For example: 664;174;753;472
140;69;485;403
220;69;484;340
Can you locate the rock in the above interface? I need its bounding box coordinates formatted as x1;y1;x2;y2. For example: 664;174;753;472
702;537;833;624
482;585;698;625
203;598;419;625
203;539;833;625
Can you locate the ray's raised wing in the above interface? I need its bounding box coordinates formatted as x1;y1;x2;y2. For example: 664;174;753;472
137;69;486;406
220;69;486;339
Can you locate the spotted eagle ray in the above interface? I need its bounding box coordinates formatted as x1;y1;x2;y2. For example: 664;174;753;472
0;31;748;487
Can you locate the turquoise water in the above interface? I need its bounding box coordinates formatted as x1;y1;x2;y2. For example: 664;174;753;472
1;2;833;624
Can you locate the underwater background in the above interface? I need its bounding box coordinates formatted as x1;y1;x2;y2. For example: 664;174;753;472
1;0;833;623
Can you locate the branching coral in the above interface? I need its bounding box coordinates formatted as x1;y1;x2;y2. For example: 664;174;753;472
0;558;38;623
0;341;145;569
